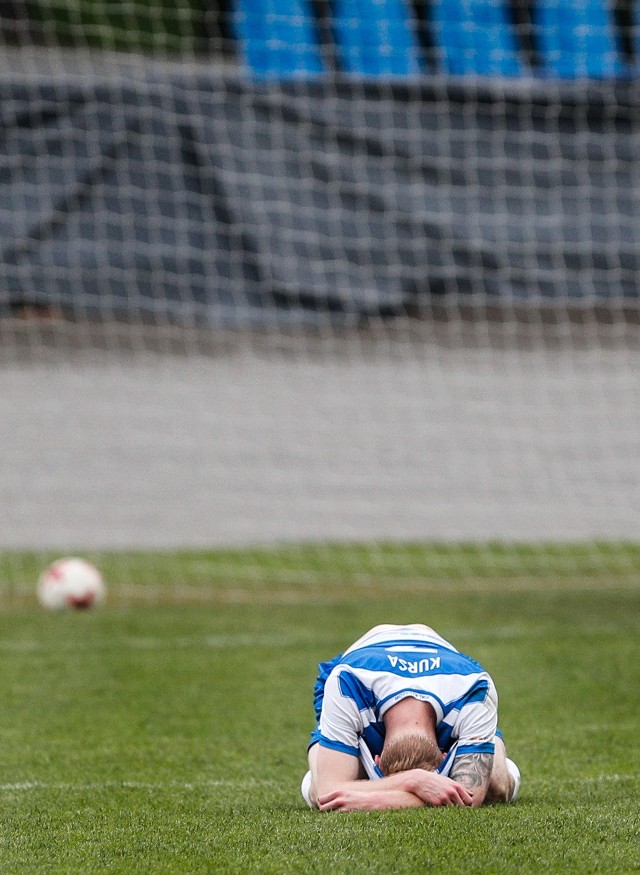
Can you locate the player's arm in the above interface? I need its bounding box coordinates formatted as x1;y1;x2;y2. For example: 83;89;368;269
448;750;493;807
448;678;500;807
314;745;472;812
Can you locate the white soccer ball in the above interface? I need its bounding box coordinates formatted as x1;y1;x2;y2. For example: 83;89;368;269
37;557;106;611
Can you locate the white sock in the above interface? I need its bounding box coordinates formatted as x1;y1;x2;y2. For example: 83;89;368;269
506;758;521;802
300;770;315;808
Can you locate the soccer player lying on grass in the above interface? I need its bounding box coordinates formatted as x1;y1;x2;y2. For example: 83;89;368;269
301;623;521;812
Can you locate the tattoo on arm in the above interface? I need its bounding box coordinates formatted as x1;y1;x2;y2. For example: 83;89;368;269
450;753;493;795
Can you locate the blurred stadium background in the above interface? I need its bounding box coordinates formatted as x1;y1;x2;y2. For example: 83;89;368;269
1;1;639;595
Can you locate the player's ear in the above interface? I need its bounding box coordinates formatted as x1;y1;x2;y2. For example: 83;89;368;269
374;755;381;766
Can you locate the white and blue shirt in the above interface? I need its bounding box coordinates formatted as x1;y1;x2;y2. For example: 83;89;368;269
310;624;498;773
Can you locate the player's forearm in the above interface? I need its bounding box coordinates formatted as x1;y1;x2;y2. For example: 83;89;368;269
449;752;493;807
317;768;473;807
318;788;424;812
316;768;423;799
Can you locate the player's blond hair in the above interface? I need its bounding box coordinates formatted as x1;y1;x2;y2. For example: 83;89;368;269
378;731;443;776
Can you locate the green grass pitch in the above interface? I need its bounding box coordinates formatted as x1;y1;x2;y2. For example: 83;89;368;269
0;544;638;874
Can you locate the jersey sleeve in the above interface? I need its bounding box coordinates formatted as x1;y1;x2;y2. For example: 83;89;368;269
312;654;343;721
453;679;499;756
316;669;363;758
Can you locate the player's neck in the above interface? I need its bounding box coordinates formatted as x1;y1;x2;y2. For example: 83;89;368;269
384;697;437;738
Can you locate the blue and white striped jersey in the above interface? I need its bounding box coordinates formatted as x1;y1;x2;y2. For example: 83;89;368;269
310;624;498;769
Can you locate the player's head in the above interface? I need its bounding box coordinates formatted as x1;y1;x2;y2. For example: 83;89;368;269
378;731;443;776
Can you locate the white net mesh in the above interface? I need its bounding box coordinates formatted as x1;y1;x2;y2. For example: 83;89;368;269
1;1;639;600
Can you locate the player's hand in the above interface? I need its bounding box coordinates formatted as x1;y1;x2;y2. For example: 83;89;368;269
406;769;473;807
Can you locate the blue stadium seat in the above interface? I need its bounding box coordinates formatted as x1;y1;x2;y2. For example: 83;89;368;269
532;0;624;78
232;0;325;79
429;0;524;77
332;0;425;77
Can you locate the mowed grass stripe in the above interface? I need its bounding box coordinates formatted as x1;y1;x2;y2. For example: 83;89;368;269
1;773;637;794
0;620;637;654
3;574;639;610
2;541;640;602
0;632;329;653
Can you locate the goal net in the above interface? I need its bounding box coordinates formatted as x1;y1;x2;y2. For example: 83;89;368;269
1;1;639;601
